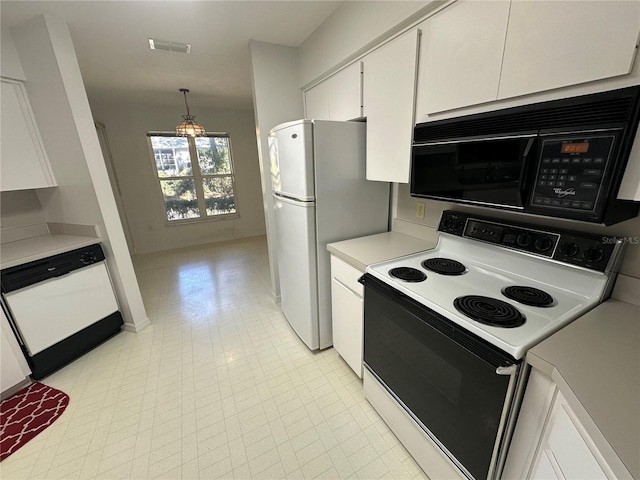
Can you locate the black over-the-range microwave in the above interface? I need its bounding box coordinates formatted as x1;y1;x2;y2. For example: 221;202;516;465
410;86;640;226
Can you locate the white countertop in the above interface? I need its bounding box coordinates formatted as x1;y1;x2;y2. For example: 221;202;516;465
327;231;437;272
1;234;100;270
527;299;640;479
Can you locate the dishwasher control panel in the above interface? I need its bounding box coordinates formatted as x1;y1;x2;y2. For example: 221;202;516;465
1;243;106;293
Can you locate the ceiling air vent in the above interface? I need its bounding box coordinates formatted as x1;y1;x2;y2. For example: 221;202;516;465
148;38;191;54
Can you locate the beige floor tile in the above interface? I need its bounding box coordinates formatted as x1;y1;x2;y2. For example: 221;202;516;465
299;452;333;479
0;238;421;480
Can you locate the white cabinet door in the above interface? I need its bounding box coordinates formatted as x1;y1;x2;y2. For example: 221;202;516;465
535;394;608;480
364;29;419;183
415;0;510;117
304;62;362;121
531;450;562;480
1;79;56;191
330;255;364;378
331;278;363;378
1;309;31;396
499;1;640;100
305;80;331;120
508;370;620;480
329;62;363;121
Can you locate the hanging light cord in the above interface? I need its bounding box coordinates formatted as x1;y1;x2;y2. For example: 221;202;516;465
180;88;191;117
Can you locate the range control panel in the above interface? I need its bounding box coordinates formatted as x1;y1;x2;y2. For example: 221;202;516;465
438;211;620;272
529;134;617;212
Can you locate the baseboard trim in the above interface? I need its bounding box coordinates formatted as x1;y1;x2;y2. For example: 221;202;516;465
123;317;151;333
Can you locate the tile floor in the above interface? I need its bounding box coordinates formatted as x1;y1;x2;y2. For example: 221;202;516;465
0;236;428;480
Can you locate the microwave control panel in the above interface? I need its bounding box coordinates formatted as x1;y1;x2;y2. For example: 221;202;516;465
529;134;616;213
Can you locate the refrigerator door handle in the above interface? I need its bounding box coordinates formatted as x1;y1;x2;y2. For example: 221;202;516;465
272;192;315;207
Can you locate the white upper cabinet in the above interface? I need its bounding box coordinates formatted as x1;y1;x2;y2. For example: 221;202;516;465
1;79;56;191
304;80;331;120
498;1;640;100
363;29;419;183
329;62;363;121
416;1;640;118
415;0;510;117
304;62;363;121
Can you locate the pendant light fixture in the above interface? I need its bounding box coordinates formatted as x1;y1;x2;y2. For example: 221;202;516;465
175;88;205;137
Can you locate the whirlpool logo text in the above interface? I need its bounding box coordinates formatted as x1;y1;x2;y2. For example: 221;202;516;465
553;188;576;198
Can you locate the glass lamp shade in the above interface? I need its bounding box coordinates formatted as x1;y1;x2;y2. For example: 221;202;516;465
175;114;206;137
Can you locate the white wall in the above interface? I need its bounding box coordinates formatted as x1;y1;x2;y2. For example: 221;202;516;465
0;191;46;230
249;40;305;300
88;99;265;254
10;15;149;332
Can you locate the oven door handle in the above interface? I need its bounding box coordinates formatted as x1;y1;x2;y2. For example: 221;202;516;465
496;364;519;376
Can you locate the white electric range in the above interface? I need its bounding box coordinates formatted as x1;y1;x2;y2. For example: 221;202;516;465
361;210;624;480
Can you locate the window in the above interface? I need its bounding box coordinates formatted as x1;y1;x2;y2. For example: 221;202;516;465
147;133;237;222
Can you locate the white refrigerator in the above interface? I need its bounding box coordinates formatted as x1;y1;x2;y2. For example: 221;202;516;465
269;119;390;350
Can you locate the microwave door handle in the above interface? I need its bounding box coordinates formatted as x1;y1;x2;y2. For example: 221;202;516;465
519;137;537;203
522;136;535;159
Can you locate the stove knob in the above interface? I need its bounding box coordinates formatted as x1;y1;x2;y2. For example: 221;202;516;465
583;247;605;263
559;242;580;257
442;217;463;233
80;252;97;265
535;237;554;253
516;233;532;247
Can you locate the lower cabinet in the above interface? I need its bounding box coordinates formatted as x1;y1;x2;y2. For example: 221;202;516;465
531;391;608;479
1;309;31;398
503;369;629;480
330;255;364;378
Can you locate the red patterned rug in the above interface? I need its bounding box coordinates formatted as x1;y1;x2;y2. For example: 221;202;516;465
0;382;69;461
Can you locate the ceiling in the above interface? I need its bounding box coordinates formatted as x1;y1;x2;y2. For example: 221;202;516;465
0;1;342;110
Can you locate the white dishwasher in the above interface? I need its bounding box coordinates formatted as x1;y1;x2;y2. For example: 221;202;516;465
1;244;123;379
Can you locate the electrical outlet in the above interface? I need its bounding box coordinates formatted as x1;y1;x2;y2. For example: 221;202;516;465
416;201;426;220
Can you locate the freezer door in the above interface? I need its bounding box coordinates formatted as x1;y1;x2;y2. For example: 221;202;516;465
273;193;319;349
269;121;315;201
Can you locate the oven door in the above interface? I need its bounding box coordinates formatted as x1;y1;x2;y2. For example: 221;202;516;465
361;274;520;480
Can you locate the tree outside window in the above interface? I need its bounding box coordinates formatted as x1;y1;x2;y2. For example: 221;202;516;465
147;133;237;222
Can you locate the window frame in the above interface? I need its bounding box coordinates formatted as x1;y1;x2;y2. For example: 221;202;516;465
146;131;239;225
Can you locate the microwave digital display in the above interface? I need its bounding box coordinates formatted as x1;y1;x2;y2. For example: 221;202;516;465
410;85;640;225
561;142;589;153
